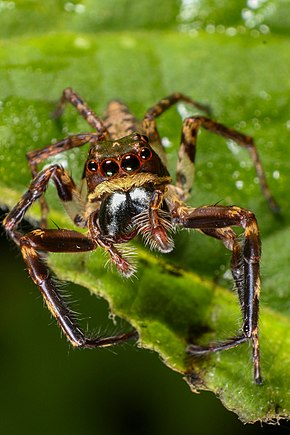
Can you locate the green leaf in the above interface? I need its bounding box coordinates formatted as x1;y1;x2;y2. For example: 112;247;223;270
1;0;290;424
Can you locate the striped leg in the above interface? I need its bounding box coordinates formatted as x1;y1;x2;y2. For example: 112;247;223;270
142;93;211;165
19;228;137;348
3;164;138;347
173;204;262;383
199;227;250;328
26;133;101;227
53;87;109;138
3;164;84;244
175;116;279;211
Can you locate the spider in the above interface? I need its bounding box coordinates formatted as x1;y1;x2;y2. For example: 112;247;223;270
3;88;278;384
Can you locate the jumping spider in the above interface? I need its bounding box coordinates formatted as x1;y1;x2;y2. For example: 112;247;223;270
4;88;278;384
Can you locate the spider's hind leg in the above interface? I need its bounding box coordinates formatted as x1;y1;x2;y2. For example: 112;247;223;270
142;92;210;167
175;116;279;211
173;204;262;383
53;87;109;137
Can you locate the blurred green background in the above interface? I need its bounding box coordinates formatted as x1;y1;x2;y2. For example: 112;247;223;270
1;0;290;433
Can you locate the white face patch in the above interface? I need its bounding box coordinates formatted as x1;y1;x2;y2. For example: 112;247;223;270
109;192;127;212
129;187;151;204
99;187;152;237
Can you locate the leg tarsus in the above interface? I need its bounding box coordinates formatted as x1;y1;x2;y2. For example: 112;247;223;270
187;334;262;384
83;330;139;349
187;335;248;354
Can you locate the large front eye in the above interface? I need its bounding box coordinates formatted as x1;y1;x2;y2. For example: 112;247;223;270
100;159;119;177
87;160;98;172
121;154;141;173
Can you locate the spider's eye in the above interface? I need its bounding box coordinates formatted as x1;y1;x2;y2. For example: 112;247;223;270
100;159;119;177
140;135;149;143
121;154;140;173
139;147;152;160
87;160;98;172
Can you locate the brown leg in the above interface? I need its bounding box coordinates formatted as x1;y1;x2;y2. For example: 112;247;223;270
27;87;109;226
173;204;262;383
198;227;245;309
3;164;84;244
27;133;101;175
175;116;279;211
19;228;137;348
26;133;101;227
53;87;109;138
144;92;211;119
142;93;211;165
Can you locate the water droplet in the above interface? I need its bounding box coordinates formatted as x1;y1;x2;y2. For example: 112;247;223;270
260;24;270;34
235;180;244;190
206;24;215;34
74;37;91;50
259;90;271;100
161;136;172;148
65;2;85;13
226;27;237;36
216;24;225;34
227;140;240;155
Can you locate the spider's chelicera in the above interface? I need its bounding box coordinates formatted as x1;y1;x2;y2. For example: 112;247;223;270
4;88;279;384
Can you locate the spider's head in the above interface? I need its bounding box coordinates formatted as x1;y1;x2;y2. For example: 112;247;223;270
84;133;170;195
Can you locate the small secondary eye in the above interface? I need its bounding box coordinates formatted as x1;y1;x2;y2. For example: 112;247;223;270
121;154;140;173
140;135;149;143
87;160;98;172
139;147;152;160
100;159;119;177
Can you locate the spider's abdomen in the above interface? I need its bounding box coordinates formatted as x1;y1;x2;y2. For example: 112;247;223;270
98;187;152;238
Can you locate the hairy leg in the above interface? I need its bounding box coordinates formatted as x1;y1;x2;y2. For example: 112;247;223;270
173;204;262;383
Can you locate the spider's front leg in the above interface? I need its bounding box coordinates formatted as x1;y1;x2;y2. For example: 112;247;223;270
27;86;111;227
172;204;262;383
19;228;137;348
26;133;101;227
3;165;137;348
